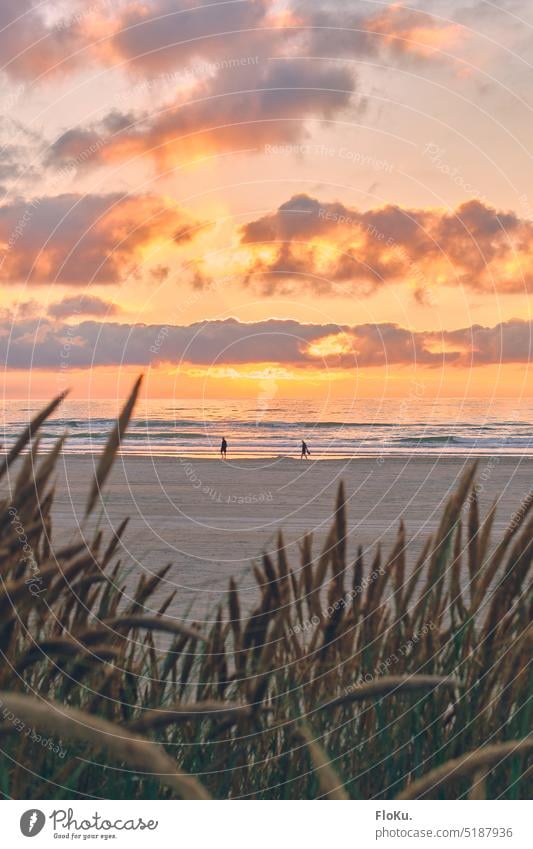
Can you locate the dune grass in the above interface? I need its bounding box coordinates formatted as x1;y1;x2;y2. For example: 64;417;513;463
0;383;531;799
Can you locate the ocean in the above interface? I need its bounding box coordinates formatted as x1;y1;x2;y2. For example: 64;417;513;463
1;397;532;458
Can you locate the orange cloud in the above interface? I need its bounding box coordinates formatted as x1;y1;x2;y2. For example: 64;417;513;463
46;60;357;171
239;194;533;296
366;4;464;57
0;192;207;285
304;2;467;67
306;332;356;359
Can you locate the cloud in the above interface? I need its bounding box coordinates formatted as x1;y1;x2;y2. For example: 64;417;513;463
0;0;86;81
47;294;119;319
150;265;169;283
0;316;529;370
0;119;42;196
296;2;467;61
238;194;533;295
0;192;206;285
332;3;464;59
438;319;533;365
18;2;470;172
0;144;28;186
47;58;358;170
102;0;277;75
0;1;470;88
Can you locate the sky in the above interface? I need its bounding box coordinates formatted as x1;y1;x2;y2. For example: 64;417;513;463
0;0;532;403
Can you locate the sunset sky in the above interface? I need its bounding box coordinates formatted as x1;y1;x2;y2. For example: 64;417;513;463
0;0;532;402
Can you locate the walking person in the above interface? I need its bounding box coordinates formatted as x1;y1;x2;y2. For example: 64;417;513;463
220;436;227;459
300;439;310;459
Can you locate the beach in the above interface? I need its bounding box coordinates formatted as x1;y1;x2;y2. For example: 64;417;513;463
43;453;532;621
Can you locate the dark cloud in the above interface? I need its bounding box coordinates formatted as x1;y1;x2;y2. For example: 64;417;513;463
106;0;275;74
440;320;533;365
0;316;529;370
0;192;206;285
239;194;533;295
47;59;357;170
47;295;119;319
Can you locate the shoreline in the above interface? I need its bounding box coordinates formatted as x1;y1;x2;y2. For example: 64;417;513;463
10;449;533;460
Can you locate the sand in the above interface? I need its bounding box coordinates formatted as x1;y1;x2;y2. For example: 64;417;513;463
37;453;532;622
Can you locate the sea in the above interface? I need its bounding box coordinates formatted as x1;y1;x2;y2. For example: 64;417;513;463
1;397;532;458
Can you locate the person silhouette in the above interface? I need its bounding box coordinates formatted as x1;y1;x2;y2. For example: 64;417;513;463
301;439;310;459
220;437;227;459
